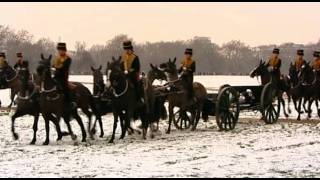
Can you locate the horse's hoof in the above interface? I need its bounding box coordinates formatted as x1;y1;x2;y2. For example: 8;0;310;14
191;128;196;131
150;133;155;139
71;135;77;140
166;131;170;134
43;141;49;145
108;139;114;144
285;114;289;118
57;136;63;141
90;128;96;135
30;140;36;145
82;139;86;143
13;133;19;140
99;133;104;138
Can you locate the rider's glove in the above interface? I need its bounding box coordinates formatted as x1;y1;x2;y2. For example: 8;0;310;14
124;70;128;74
183;67;187;71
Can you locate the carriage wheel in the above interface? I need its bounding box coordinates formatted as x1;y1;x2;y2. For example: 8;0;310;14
216;86;240;131
261;82;280;124
218;84;231;93
173;110;193;130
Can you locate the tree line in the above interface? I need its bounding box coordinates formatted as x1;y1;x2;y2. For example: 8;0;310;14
1;25;319;75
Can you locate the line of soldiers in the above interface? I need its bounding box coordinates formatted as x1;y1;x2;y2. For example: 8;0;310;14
266;48;320;81
1;42;320;107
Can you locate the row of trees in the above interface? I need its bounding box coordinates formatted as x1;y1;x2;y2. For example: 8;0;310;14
1;25;319;75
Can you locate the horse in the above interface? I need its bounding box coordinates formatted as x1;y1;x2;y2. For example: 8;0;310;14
159;58;207;133
0;65;20;107
287;62;312;120
36;54;91;145
249;60;291;118
106;56;148;143
90;65;112;138
141;64;168;137
299;62;320;118
11;63;73;144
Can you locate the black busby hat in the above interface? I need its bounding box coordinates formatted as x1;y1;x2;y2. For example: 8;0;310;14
0;52;6;58
272;48;280;54
57;42;67;51
313;51;320;58
297;49;304;56
123;41;133;50
16;52;23;58
185;48;193;55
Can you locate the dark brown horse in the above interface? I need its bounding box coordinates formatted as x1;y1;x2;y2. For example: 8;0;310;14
249;60;291;118
299;62;320;118
90;65;112;138
11;63;70;144
159;58;207;133
36;54;92;145
0;65;19;107
106;56;147;143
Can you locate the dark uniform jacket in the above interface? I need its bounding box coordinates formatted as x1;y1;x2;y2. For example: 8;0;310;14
312;58;320;71
14;59;24;70
120;53;141;84
52;54;72;89
267;57;281;80
178;58;196;74
294;57;306;71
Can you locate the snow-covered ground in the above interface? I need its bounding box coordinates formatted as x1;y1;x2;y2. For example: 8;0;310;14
0;76;320;178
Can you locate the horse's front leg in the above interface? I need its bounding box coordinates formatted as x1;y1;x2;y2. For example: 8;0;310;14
42;114;51;145
166;104;174;134
11;110;23;140
297;98;302;121
280;96;289;118
109;112;118;143
30;114;39;145
7;89;15;108
307;98;314;119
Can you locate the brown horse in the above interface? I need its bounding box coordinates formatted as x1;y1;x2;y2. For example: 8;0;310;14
0;65;20;107
159;58;207;133
36;54;94;145
90;65;112;138
106;56;148;143
249;60;291;118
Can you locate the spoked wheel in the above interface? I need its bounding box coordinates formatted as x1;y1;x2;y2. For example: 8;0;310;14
261;82;280;124
216;86;240;131
173;109;193;130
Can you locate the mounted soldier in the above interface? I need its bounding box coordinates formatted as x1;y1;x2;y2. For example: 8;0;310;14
294;49;306;72
120;40;144;104
14;52;24;70
51;42;76;109
178;48;196;98
267;48;282;81
312;51;320;71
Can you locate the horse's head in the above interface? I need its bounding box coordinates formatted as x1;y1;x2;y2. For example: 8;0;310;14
299;61;314;84
36;53;52;82
17;61;30;84
91;65;103;84
159;57;177;74
288;62;298;82
148;63;167;82
249;59;267;78
106;56;124;87
91;65;104;94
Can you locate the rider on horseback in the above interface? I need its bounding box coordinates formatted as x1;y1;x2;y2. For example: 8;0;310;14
14;52;24;70
178;48;195;98
312;51;320;71
52;42;76;110
120;40;144;104
294;49;306;72
267;48;282;81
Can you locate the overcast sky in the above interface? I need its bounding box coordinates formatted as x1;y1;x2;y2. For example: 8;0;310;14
1;2;320;50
